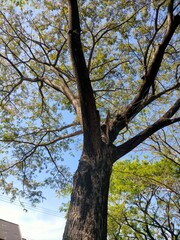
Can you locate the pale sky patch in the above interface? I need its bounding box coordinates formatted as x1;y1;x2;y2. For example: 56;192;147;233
0;201;65;240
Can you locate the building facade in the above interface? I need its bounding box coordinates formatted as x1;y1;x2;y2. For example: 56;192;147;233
0;219;24;240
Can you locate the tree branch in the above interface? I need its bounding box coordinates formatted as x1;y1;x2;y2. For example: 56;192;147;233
67;0;101;153
113;99;180;162
49;66;82;125
109;1;180;143
1;130;82;147
0;53;23;78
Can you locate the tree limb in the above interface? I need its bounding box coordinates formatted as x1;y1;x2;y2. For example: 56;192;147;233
48;67;83;125
0;130;82;147
112;98;180;162
109;1;180;143
67;0;101;153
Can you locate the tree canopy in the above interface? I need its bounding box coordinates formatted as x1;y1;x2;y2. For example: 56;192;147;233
108;155;180;239
0;0;179;239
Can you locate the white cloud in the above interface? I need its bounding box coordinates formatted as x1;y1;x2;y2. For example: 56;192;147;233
0;202;66;240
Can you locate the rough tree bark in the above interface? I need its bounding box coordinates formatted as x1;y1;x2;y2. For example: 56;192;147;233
63;1;112;238
63;0;180;239
63;147;113;239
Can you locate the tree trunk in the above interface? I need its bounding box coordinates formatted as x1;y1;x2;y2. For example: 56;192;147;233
63;147;112;240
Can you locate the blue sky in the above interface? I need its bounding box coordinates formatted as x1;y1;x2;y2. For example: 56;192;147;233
0;194;66;240
0;135;81;239
0;147;80;240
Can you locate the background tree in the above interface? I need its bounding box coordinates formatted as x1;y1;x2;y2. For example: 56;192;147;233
108;153;180;239
0;0;179;239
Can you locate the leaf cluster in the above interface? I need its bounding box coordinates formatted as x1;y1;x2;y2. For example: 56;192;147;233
108;157;180;239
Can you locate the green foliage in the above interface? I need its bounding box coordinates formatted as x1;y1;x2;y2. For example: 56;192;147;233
2;0;27;6
0;0;179;207
108;157;180;239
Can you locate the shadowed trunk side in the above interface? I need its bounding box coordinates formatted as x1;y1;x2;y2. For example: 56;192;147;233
63;147;112;240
